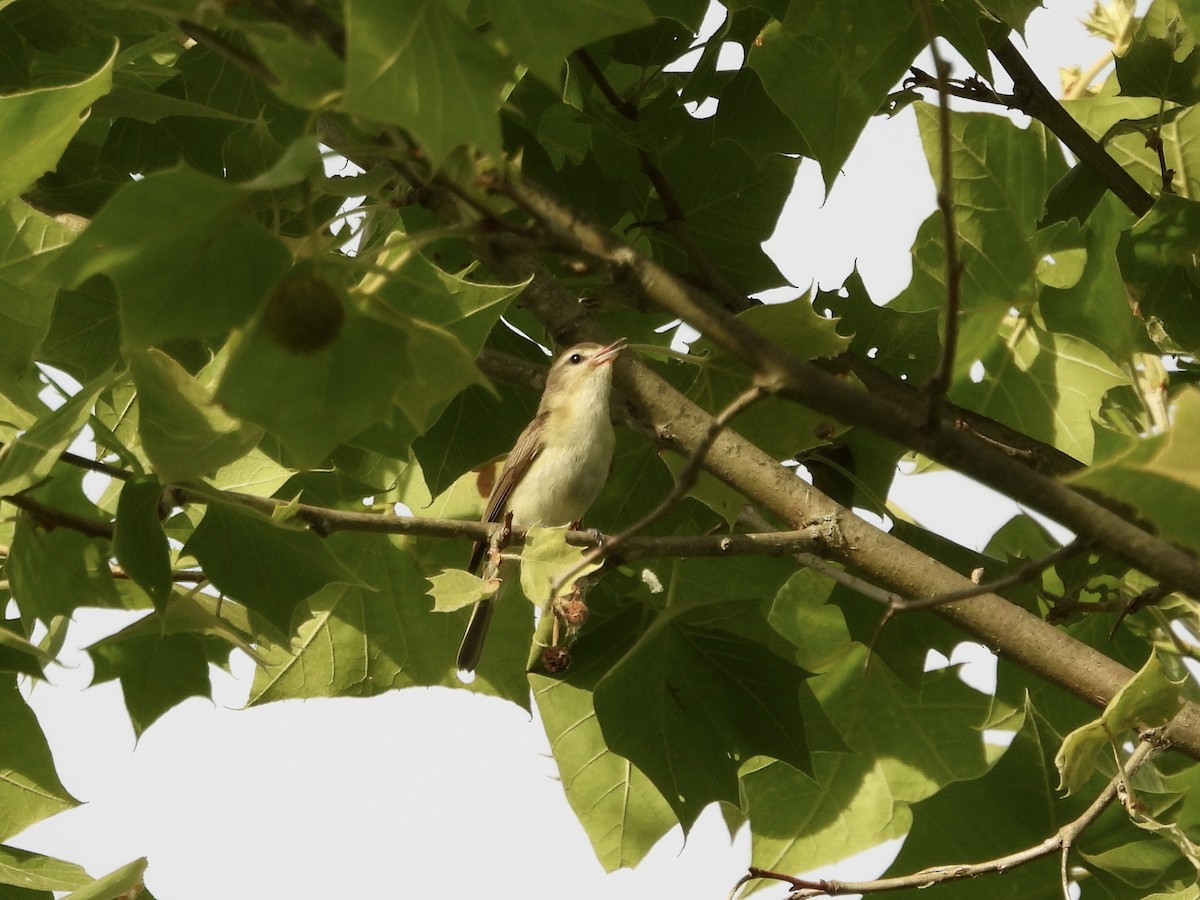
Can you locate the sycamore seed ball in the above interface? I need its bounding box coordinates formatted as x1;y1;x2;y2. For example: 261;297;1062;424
264;271;345;355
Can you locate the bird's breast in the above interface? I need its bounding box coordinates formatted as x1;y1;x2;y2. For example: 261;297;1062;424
506;419;615;528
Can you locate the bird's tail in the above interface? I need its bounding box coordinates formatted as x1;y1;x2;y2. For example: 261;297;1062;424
456;598;495;672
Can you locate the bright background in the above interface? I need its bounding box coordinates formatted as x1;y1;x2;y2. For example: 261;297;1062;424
13;4;1122;897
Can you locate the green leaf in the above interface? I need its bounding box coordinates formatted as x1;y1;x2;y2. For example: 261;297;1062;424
245;23;344;110
209;448;294;497
651;129;799;294
1082;839;1194;889
977;0;1041;32
0;370;113;496
0;679;78;841
0;621;54;677
0;40;114;202
131;348;260;482
748;2;924;185
248;534;462;703
1117;193;1200;354
7;517;118;623
216;305;426;467
89;630;210;737
426;567;492;612
0;844;90;892
1068;387;1200;552
949;322;1127;464
520;525;601;605
0;200;82;387
902;105;1069;321
185;500;370;631
370;254;526;354
38;276;122;385
53;166;292;348
689;298;850;459
532;601;676;871
484;0;653;86
1116;35;1200;105
111;476;171;612
593;600;813;828
343;0;511;162
879;702;1074;898
61;857;146;900
1057;651;1185;795
1041;193;1144;363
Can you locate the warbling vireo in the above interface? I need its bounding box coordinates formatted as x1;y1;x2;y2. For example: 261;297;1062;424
456;338;625;672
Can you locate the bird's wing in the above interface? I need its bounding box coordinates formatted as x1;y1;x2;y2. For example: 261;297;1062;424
468;412;547;573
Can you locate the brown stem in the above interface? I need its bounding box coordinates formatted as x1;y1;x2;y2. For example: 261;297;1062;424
741;735;1160;897
913;0;962;421
988;35;1153;217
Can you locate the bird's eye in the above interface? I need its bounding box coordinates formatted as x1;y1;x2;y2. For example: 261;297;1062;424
568;353;584;364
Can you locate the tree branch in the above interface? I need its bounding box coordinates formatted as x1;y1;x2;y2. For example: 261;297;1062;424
895;539;1091;612
735;733;1161;898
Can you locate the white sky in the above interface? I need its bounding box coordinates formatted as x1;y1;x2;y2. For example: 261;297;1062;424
13;4;1124;898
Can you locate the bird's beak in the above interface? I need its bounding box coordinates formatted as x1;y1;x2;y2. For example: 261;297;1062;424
590;337;626;367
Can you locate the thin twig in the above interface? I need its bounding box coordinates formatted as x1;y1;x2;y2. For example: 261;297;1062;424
896;539;1091;612
4;494;115;539
549;383;771;595
914;0;961;424
178;20;280;85
738;735;1161;898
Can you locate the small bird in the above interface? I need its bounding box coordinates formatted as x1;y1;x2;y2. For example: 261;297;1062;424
457;337;625;672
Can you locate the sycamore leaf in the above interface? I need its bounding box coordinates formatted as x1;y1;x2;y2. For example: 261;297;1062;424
343;0;511;162
112;476;172;612
0;371;113;496
1056;651;1185;795
1116;35;1200;105
1068;387;1200;552
748;1;924;185
89;630;211;738
132;349;261;483
520;525;601;606
248;534;465;703
1117;193;1200;355
532;601;676;871
593;601;813;828
0;41;115;202
216;306;410;467
484;0;653;86
185;501;371;631
949;321;1127;464
7;517;119;623
0;679;79;841
61;857;147;900
427;568;495;612
53;167;292;348
0;843;91;892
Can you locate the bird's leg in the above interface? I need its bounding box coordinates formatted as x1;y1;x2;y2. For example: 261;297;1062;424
485;511;516;574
